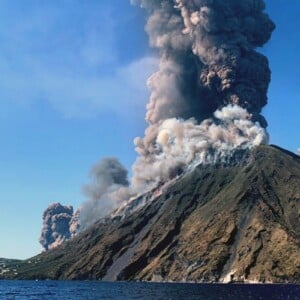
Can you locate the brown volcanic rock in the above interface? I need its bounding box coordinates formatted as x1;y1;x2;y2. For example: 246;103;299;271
2;145;300;282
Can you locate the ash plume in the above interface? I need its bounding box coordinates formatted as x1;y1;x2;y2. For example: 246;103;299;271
39;203;75;251
132;0;275;125
40;0;276;237
133;105;267;188
131;0;275;190
70;208;81;237
79;158;130;230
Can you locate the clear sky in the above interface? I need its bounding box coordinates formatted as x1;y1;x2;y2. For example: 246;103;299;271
0;1;299;259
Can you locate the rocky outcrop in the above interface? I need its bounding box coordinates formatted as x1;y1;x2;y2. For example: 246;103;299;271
2;145;300;283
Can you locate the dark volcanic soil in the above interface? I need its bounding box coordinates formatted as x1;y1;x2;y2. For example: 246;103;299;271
1;145;300;283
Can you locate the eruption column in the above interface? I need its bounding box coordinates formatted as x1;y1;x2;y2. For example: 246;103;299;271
40;1;276;240
131;0;275;190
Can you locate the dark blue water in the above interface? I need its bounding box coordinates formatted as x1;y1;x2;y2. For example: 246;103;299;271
0;281;299;300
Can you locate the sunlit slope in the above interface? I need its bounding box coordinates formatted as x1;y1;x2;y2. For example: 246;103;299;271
2;145;299;283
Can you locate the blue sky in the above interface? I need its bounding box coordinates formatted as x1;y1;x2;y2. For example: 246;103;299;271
0;1;299;259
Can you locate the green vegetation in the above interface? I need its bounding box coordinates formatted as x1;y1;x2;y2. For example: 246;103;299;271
1;145;300;283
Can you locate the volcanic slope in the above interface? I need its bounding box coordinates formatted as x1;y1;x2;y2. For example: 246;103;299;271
3;145;300;283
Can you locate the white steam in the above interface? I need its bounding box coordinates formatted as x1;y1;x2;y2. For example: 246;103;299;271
132;105;267;191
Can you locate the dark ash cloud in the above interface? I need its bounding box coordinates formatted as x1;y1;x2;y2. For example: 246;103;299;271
39;203;75;251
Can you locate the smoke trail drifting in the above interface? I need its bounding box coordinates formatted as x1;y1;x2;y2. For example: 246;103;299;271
79;158;131;230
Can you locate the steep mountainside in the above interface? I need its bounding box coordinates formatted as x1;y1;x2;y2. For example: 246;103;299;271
1;145;300;283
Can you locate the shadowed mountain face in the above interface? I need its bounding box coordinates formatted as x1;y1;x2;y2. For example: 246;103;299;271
2;145;300;283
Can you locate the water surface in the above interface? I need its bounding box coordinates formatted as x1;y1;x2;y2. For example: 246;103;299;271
0;280;299;300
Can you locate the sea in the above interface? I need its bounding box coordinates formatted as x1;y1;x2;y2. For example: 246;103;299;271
0;281;299;300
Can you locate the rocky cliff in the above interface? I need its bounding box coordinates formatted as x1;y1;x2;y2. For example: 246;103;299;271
1;145;300;283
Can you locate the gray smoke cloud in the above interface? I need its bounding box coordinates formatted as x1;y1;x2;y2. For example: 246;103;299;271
132;0;275;126
40;0;276;240
130;0;275;190
69;208;81;237
40;159;130;251
79;158;130;230
39;203;75;251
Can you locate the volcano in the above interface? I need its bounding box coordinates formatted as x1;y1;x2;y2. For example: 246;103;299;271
2;145;300;283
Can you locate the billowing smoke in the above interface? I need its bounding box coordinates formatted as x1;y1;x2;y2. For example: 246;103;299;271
130;0;275;190
39;203;76;251
70;208;81;237
40;0;276;243
133;105;267;189
79;158;130;230
39;158;130;250
131;0;274;125
297;149;300;156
